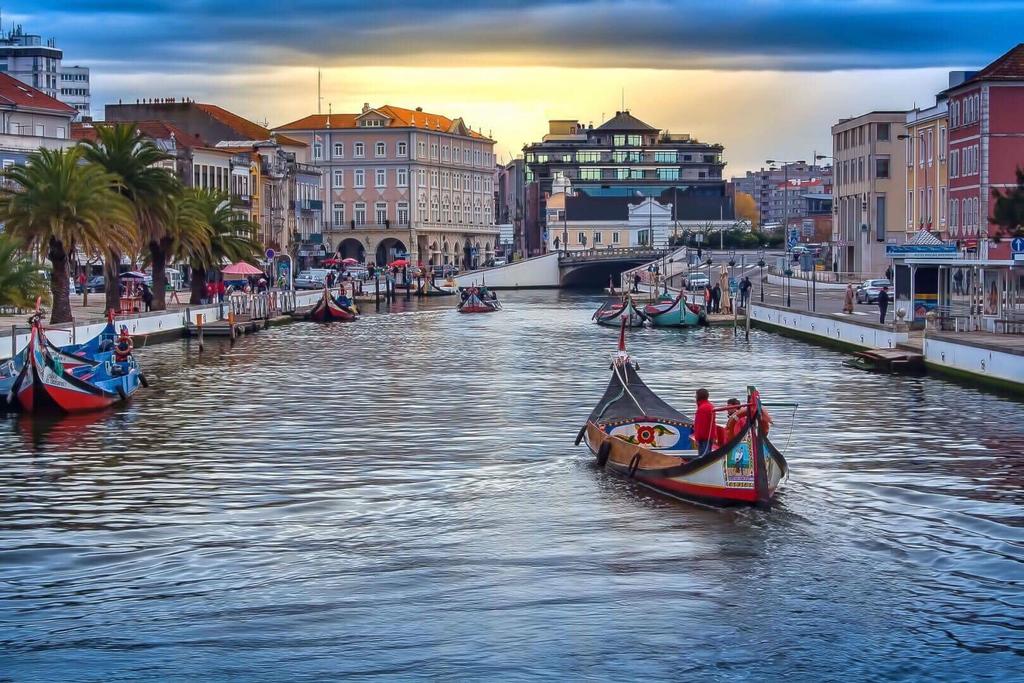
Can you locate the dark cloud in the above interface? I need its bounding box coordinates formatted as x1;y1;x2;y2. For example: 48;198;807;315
18;0;1024;72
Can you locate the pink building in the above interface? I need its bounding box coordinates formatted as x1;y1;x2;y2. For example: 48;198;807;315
946;44;1024;261
275;104;499;268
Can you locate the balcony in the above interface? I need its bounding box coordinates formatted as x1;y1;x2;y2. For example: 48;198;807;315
289;199;324;212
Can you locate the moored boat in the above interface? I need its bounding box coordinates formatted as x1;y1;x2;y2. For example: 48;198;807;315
577;322;788;508
457;287;501;313
593;296;646;327
639;291;705;327
14;314;144;414
308;288;357;322
419;279;458;297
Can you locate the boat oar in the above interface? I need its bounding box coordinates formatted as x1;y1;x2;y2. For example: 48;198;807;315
574;424;587;445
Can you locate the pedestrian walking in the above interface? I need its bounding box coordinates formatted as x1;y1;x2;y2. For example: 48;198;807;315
633;272;642;293
878;285;890;324
739;276;752;308
843;283;855;314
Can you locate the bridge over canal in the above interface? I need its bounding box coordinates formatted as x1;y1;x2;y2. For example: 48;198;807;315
453;247;670;289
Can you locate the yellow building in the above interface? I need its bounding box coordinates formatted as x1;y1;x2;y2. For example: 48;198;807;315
904;101;949;238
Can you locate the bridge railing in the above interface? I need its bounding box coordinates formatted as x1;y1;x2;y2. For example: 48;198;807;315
558;247;669;263
617;246;690;289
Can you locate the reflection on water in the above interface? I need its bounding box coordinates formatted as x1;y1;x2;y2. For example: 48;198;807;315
1;290;1022;680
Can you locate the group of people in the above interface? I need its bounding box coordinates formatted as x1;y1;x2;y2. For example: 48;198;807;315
692;388;771;456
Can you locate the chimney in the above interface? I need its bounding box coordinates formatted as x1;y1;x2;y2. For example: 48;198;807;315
415;106;423;112
362;102;370;113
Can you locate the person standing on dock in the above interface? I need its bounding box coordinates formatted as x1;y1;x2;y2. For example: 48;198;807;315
711;283;721;314
843;284;855;314
633;272;642;293
693;389;717;456
739;277;751;309
878;286;890;324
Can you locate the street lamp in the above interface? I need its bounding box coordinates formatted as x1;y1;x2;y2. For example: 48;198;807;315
767;158;806;308
758;256;766;302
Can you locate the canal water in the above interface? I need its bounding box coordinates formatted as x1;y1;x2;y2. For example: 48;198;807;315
1;291;1021;680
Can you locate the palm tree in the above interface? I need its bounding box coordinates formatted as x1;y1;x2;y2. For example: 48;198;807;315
0;234;48;309
177;189;262;304
82;123;181;312
0;148;135;323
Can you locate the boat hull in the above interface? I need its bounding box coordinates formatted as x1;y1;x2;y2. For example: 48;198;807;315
307;292;357;322
594;302;646;327
642;295;704;327
584;420;787;507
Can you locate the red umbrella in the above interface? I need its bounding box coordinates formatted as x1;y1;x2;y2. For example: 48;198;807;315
221;261;264;276
342;257;359;265
389;259;408;268
322;257;340;266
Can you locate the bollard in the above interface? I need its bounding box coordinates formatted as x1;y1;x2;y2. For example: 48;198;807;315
228;310;236;342
196;313;205;352
375;275;381;309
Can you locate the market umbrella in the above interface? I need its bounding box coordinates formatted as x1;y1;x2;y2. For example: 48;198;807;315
389;259;408;268
221;261;264;276
119;271;147;280
341;257;359;265
322;257;340;266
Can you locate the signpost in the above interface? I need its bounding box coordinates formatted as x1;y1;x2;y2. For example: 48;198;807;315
1012;237;1024;254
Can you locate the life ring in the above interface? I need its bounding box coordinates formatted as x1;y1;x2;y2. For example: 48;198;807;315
595;441;611;467
627;452;642;478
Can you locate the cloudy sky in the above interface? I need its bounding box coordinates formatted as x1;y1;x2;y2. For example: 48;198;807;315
17;0;1024;174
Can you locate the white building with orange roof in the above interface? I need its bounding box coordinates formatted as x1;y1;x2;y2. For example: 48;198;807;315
275;103;499;269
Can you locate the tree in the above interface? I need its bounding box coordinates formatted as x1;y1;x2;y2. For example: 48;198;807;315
735;191;760;229
0;234;48;309
991;166;1024;240
82;123;181;312
176;189;262;304
0;148;135;323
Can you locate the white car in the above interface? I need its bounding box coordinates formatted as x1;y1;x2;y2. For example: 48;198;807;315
686;273;711;291
492;258;507;267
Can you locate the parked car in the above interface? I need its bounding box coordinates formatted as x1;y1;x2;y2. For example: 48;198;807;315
686;273;711;291
856;278;891;304
492;258;508;267
76;275;106;294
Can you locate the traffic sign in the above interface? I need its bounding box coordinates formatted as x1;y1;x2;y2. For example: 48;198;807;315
265;248;276;260
1011;237;1024;253
787;228;799;249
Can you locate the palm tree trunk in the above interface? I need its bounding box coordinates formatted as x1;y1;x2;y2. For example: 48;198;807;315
190;264;207;304
150;239;168;311
48;238;73;324
104;249;120;315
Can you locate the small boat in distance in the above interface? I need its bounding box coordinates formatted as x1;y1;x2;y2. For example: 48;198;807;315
640;291;706;327
419;279;458;297
457;286;501;313
577;321;788;508
308;287;357;322
593;295;646;327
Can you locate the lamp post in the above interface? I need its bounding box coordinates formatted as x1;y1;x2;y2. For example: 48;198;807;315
758;256;766;302
767;157;806;305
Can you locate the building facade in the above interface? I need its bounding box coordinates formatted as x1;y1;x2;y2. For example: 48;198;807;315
274;104;499;268
522;111;733;256
945;44;1024;262
59;65;90;118
732;162;832;226
0;24;90;118
0;72;75;170
831;111;908;276
904;96;949;240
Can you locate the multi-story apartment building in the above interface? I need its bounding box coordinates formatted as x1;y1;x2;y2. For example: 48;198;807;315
0;72;75;167
496;159;525;258
904;96;950;239
831;111;908;275
732;162;832;226
0;24;90;119
275;103;499;268
522;111;733;254
945;44;1024;262
105;100;323;262
59;65;90;118
767;176;832;229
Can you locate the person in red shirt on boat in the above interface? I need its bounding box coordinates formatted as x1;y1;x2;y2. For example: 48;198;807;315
693;388;717;456
723;398;747;442
113;326;134;363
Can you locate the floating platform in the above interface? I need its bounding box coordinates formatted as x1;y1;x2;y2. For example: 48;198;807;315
185;319;262;338
844;348;925;374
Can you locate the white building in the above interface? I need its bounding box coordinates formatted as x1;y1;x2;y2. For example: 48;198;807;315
59;65;90;119
0;25;90;119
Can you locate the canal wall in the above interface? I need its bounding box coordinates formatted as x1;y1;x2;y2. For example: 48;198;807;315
1;290;325;362
923;333;1024;392
748;303;909;351
453;253;560;289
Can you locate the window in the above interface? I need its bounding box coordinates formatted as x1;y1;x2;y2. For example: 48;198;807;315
333;169;344;188
313;143;322;160
475;150;481;165
431;195;440;222
875;195;886;242
56;126;66;139
430;143;438;159
875;156;890;179
474;175;481;192
926;187;934;221
376;169;386;187
876;123;890;141
654;151;677;163
464;148;471;163
453;173;461;190
939;187;946;224
333;202;345;226
919;134;926;166
375;202;388;225
333;142;344;158
613;134;625;146
612;231;620;244
418;169;426;187
907;190;914;227
927;130;934;164
397;142;407;156
442;145;449;162
354;169;365;188
858;157;865;182
442;171;450;190
452;146;460;163
577;151;601;163
593;231;602;244
627;134;642;146
417;141;426;158
375;142;386;157
905;135;913;165
658;168;680;180
418;193;426;220
939;127;947;160
431;170;439;187
397;168;408;187
616;168;630;180
354;202;367;225
397;201;409;225
354;142;365;158
951;199;958;231
577;231;586;244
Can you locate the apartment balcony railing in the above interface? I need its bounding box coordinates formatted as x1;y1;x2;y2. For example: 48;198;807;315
327;220;411;231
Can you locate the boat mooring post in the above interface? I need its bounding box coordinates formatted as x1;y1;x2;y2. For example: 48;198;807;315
375;275;381;309
196;313;205;352
745;301;751;340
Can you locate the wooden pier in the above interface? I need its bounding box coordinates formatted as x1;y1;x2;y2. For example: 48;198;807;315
844;348;926;374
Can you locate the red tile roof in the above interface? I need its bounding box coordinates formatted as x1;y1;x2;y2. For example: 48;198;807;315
275;104;491;140
0;72;76;115
194;103;305;147
71;120;203;149
969;43;1024;82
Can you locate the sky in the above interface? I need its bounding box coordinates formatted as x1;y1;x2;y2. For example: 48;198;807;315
14;1;1024;175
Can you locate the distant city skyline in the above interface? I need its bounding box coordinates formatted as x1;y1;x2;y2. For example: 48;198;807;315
10;1;1022;173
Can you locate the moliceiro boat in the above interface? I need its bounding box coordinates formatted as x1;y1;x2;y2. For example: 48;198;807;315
308;287;357;322
593;295;646;327
457;287;501;313
577;322;788;508
419;279;458;297
638;291;706;327
13;314;145;414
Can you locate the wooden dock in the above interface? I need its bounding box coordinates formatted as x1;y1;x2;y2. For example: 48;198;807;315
844;348;925;374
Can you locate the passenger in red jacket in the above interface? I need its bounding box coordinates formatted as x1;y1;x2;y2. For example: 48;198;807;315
693;388;717;456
